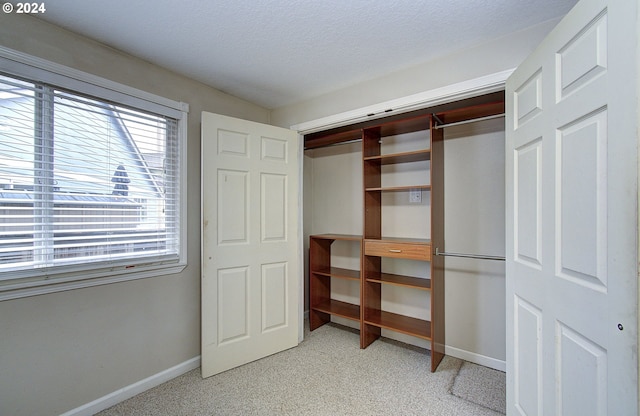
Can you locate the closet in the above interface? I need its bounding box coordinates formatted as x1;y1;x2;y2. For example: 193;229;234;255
305;92;505;372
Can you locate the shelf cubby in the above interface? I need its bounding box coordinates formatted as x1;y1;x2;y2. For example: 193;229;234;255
364;309;432;340
309;234;362;330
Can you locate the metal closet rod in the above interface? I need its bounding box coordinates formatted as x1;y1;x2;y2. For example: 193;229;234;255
305;138;362;149
432;113;505;130
435;247;505;261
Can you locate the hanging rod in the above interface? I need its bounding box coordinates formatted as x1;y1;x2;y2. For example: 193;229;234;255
433;113;505;130
435;247;505;261
305;138;362;150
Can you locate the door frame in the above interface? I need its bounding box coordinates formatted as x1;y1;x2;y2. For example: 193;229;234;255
292;69;513;358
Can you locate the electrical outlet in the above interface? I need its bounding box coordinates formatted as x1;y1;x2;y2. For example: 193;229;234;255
409;189;422;203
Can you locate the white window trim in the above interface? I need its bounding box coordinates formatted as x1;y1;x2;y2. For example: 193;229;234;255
0;46;189;301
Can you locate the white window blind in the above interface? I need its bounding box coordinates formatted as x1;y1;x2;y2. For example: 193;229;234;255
0;72;182;281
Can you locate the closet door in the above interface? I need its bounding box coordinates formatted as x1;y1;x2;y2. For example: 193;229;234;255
506;0;638;413
201;112;300;377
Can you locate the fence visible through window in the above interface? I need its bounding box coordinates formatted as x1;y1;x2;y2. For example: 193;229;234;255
0;73;180;276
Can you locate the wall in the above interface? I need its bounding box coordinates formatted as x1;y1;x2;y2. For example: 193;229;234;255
443;119;506;365
0;13;269;416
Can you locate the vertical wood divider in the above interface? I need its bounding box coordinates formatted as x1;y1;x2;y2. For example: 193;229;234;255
361;127;382;348
430;115;446;371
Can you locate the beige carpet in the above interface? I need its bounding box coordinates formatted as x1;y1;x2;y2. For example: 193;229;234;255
452;361;506;414
99;323;505;415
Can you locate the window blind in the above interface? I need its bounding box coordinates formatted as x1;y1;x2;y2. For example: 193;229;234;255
0;73;181;278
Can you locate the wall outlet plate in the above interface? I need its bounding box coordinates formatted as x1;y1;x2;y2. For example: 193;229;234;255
409;189;422;203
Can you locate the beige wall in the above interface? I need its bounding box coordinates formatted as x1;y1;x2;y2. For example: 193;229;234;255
0;13;269;416
442;119;506;363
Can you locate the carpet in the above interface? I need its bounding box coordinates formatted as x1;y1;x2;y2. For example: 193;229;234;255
99;323;506;415
451;361;506;414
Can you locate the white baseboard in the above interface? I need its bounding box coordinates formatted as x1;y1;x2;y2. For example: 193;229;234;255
61;356;201;416
445;345;506;372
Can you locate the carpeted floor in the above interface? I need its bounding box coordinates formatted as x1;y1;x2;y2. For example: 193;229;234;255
452;361;506;414
98;323;505;415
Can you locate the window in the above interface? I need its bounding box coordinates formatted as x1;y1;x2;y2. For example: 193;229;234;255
0;49;187;300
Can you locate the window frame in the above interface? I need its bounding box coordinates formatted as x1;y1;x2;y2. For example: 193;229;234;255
0;46;188;301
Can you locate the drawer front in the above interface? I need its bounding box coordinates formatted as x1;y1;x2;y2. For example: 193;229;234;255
365;240;431;261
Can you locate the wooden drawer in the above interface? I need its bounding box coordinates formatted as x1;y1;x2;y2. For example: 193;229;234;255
365;240;431;261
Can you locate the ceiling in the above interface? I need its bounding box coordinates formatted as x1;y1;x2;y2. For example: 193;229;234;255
37;0;578;109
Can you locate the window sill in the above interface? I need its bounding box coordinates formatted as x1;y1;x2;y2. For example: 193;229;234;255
0;262;187;301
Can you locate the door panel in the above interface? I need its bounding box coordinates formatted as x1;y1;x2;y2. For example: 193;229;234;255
556;322;607;415
514;138;542;268
556;109;607;291
557;10;607;99
218;169;248;244
218;266;249;344
261;173;287;241
202;112;300;377
513;296;542;416
262;262;288;331
506;0;638;414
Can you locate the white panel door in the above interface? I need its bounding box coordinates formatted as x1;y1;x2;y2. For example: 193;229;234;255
506;0;638;414
201;112;300;377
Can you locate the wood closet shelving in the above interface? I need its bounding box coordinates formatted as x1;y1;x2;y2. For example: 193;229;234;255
309;234;362;330
306;97;504;373
360;114;444;371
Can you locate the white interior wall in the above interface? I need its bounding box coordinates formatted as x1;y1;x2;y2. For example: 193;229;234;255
442;118;506;365
303;117;506;365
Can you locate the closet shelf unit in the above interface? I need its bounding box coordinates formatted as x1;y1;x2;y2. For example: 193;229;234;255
309;234;362;331
359;113;443;371
305;94;505;373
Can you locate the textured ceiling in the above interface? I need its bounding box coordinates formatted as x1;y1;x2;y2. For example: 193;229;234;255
36;0;577;109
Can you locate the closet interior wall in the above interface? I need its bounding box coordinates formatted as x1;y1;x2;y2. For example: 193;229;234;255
304;142;362;322
441;117;506;364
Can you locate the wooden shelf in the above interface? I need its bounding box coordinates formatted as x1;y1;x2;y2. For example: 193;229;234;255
304;129;361;150
364;309;432;340
366;237;431;244
375;114;431;137
433;100;505;126
365;185;431;192
313;299;360;322
310;233;362;241
364;149;431;165
313;266;360;281
309;234;362;331
366;272;431;290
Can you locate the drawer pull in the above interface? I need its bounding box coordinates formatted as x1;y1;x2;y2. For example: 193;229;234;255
389;249;402;253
